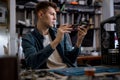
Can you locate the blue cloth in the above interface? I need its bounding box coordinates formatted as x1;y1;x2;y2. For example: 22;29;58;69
49;66;120;76
22;27;80;69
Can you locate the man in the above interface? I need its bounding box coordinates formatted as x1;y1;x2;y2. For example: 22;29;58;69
22;1;89;69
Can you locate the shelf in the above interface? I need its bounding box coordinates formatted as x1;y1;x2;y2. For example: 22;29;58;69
114;5;120;10
61;4;95;13
16;1;37;10
16;3;102;13
90;27;100;30
15;1;102;50
16;23;34;35
16;23;34;28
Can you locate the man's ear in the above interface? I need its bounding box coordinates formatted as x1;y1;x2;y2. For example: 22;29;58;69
38;11;43;18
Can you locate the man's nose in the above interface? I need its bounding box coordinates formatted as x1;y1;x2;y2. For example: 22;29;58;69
53;15;56;20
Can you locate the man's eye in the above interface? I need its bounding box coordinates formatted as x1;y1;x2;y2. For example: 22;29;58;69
49;12;55;15
50;13;54;15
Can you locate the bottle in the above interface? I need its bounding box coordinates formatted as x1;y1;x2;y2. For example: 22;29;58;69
79;0;86;5
17;36;24;60
114;32;119;49
80;14;89;27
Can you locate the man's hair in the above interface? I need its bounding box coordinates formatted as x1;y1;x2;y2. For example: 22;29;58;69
35;1;57;14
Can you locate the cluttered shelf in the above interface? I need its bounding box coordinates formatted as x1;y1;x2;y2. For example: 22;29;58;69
16;23;35;35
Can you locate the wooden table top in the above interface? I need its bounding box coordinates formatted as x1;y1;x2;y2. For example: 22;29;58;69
77;56;101;61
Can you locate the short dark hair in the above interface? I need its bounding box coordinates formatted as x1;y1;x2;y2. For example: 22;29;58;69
35;1;57;14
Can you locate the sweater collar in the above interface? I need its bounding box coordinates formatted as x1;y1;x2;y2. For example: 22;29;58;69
32;27;56;40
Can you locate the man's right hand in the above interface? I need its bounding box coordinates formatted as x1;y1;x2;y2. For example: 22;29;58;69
50;24;72;49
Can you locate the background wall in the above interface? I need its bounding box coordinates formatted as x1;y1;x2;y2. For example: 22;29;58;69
0;26;18;56
0;26;8;55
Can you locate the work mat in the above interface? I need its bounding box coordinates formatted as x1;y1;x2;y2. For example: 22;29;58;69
49;66;120;76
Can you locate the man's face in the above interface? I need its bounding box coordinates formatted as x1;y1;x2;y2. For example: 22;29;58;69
38;7;56;28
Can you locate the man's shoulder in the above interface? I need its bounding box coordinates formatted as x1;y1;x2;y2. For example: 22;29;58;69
22;30;36;43
22;31;33;38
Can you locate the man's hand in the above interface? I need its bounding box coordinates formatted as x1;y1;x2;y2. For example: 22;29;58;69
50;24;72;49
76;25;89;48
